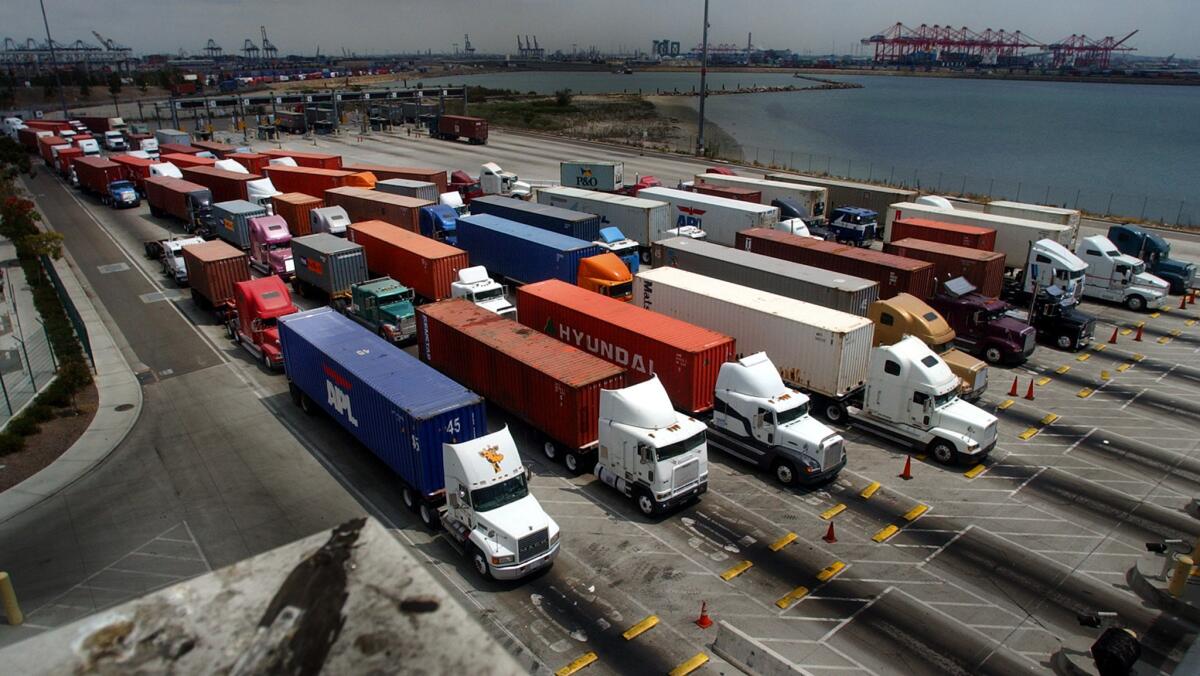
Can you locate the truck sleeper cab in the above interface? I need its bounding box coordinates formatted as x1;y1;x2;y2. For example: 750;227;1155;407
869;294;988;401
1076;235;1168;312
930;277;1036;365
825;207;879;247
1108;224;1195;294
228;276;298;370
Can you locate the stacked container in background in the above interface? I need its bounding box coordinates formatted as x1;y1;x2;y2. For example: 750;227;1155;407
889;217;997;252
343;164;448;193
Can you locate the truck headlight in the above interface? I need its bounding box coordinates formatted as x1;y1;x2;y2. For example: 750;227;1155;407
550;531;560;546
491;554;515;565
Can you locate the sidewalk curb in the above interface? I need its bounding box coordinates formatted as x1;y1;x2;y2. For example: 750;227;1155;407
0;239;143;524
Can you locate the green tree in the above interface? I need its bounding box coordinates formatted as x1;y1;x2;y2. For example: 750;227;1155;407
554;88;573;107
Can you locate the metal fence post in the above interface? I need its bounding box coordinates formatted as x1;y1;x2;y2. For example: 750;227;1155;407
888;166;895;184
1106;193;1115;215
1074;189;1081;209
44;324;57;370
789;151;794;169
961;176;967;194
847;159;852;177
1177;201;1186;226
937;172;943;192
1016;182;1022;201
1141;195;1149;220
0;370;11;416
988;178;994;197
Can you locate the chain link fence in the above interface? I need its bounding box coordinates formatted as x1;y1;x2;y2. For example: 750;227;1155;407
0;264;59;427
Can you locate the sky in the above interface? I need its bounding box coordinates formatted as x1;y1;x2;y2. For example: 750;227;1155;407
8;1;1195;58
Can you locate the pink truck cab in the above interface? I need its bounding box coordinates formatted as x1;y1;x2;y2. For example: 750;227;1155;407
248;215;295;279
228;276;298;370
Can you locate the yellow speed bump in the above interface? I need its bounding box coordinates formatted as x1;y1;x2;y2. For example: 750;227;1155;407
872;525;900;543
1150;312;1161;319
821;504;847;520
1093;343;1107;351
997;399;1015;410
1018;427;1040;440
556;652;598;676
1158;336;1171;344
964;464;987;479
769;532;797;552
1041;413;1060;425
1116;363;1133;372
1136;321;1146;328
1076;353;1091;362
1036;376;1052;386
775;586;809;609
816;561;846;582
1171;329;1182;337
860;481;881;499
622;615;659;641
720;560;753;581
1187;319;1197;327
1077;388;1094;398
1055;365;1071;375
1121;328;1133;336
903;504;929;521
1132;353;1145;362
669;653;710;676
1100;370;1111;381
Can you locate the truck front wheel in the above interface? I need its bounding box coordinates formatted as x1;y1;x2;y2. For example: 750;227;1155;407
772;459;797;486
1125;295;1146;312
419;502;438;529
543;441;558;462
472;548;493;580
636;489;658;517
564;452;583;475
983;346;1004;364
1056;334;1074;350
929;439;958;465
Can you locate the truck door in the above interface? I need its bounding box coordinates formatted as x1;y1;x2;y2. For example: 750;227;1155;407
909;391;931;427
754;407;774;445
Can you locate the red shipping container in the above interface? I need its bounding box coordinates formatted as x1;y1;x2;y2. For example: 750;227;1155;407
272;193;324;236
182;240;250;310
161;153;216;168
227;152;269;174
38;135;67;164
146;177;210;222
110;154;155;191
325;187;430;232
73;156;123;195
181;166;261;203
884;238;1006;298
343;164;448;193
264;165;355;197
434;115;488;144
348;220;468;301
191;140;237;158
736;228;935;300
261;149;342;169
56;146;83;176
889;218;996;252
518;280;734;413
159;143;200;156
23;120;72;133
694;182;762;204
17;127;46;152
417;299;627;451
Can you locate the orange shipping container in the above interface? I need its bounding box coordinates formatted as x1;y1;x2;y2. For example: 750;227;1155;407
159;143;200;156
191;140;238;158
264;165;355;197
325;186;431;232
883;238;1007;298
180;165;261;203
161;153;216;168
226;152;269;174
348;220;468;301
110;153;156;191
182;240;250;310
272;193;324;236
261;149;342;169
343;163;448;193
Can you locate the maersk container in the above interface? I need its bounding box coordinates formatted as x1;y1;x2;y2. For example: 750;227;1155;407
985;200;1081;230
291;234;368;298
535;186;671;260
890;218;996;252
885;202;1074;268
212;200;267;249
635;267;874;400
417;299;626;452
765;173;917;219
651;237;879;316
279;307;486;498
884;238;1006;298
559;161;623;192
456;214;603;286
693;174;828;219
470;195;603;243
517;280;735;414
637;187;778;246
376;178;439;203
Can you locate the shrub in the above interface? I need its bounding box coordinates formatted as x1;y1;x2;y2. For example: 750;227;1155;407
0;433;24;456
27;405;55;423
7;415;40;437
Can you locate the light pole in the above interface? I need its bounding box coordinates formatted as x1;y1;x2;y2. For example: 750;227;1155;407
696;0;710;156
38;0;70;120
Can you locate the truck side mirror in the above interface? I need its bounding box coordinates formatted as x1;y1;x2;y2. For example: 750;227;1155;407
638;445;651;463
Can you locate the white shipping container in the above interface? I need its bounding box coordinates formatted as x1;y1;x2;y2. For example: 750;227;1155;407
559;161;623;192
985;200;1081;230
638;187;778;246
694;174;829;218
536;186;670;253
635;267;874;399
885;202;1074;268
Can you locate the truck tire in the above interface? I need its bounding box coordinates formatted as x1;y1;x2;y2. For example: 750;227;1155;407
1056;335;1074;350
1125;295;1146;312
983;346;1004;364
226;321;237;340
401;486;416;511
472;547;493;580
564;452;587;475
418;502;438;529
640;249;652;266
263;351;273;371
299;393;318;416
635;488;658;517
823;401;847;424
929;439;958;465
543;441;558;462
772;459;798;487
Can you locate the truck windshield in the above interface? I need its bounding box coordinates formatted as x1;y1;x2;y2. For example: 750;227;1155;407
606;281;633;299
933;391;957;409
655;430;705;461
475;287;505;301
775;402;808;425
470;474;529;512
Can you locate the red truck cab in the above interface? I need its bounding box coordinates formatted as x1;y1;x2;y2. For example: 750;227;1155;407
229;276;297;370
248;215;295;279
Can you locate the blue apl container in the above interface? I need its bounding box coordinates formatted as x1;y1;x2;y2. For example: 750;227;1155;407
279;307;486;497
470;195;603;243
457;213;602;285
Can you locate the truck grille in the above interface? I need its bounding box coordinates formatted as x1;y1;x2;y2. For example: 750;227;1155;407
673;459;700;492
1023;330;1036;355
821;441;844;471
518;529;549;563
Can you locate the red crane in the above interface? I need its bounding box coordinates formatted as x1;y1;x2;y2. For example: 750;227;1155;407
1048;30;1138;69
863;23;1137;70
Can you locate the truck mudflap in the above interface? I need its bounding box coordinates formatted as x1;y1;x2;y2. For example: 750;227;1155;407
490;542;559;581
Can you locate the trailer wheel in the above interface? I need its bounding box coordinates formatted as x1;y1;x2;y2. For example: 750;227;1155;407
983;346;1004;365
472;547;493;580
823;401;847;424
1125;295;1146;312
263;351;273;371
1056;334;1074;350
930;439;958;465
772;459;797;486
225;321;237;340
401;486;416;510
564;452;586;475
543;441;558;462
418;502;438;529
640;250;652;266
635;489;658;517
299;393;317;416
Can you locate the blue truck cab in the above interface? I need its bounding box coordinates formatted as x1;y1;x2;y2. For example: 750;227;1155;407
419;204;458;245
108;180;140;208
825;207;878;247
1107;224;1196;294
595;226;640;274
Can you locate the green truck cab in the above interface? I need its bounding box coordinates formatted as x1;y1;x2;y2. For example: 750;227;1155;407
347;277;417;344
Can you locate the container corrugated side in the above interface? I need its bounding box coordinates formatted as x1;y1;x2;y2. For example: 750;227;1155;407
884;238;1006;298
517;280;734;413
635;267;873;399
348;221;468;301
279;307;486;496
535;187;672;247
456;214;602;286
291;234;368;296
637;187;779;246
326;187;430;233
765;172;917;218
273;193;325;236
417;300;626;450
890;218;996;252
885;202;1073;265
264;165;353;197
471;196;604;242
262;149;343;169
376;179;440;203
182;241;249;306
343;164;448;193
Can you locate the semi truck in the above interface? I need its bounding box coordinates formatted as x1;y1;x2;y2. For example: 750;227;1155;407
144;236;206;285
1108;224;1196;294
146;177;215;234
182;240;250;316
348;220;469;302
450;267;516;319
928;277;1037;365
418;204;459;244
428;114;488;144
708;352;846;486
73;157;124;204
695;174;828;219
471;195;604;242
885;202;1077;267
636;267;998;464
868;294;988;401
310;206;351;236
211;200;267;249
594;227;640;273
325;187;431;233
342;277;417;344
1075;235;1168;311
883;238;1006;298
536;186;700;264
227;276;298;370
290;233;368;303
638;187;779;246
560;161;622;192
279;307;559;580
248;215;295;278
272;193;324;236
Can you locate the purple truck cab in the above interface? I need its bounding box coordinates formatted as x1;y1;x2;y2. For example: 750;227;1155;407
249;215;295;279
928;277;1037;365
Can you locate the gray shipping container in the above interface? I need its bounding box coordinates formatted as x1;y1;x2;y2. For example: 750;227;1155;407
211;200;267;249
651;236;879;316
290;233;368;298
376;178;439;203
765;172;917;219
155;128;190;146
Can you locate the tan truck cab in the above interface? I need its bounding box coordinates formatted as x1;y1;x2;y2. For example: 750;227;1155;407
868;293;987;401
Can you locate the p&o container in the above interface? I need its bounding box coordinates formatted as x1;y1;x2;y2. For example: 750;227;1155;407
348;220;468;301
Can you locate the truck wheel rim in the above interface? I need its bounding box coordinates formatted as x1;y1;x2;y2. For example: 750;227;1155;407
776;464;794;484
827;405;842;422
402;489;414;508
935;445;953;463
474;553;488;576
420;504;432;524
638;495;654;515
543;442;556;460
1057;336;1072;349
985;348;1002;363
565;453;577;472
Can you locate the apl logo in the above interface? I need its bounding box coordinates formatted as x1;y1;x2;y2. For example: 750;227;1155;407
322;363;358;427
676;206;706;228
575;167;598;188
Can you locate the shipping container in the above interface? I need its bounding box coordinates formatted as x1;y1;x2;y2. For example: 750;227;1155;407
23;120;72;133
161;153;216;169
182;240;250;309
272;192;324;236
885;202;1075;269
417;299;626;451
518;280;733;413
343;164;448;193
191;140;238;159
73;156;123;196
159;143;199;156
985;200;1081;230
736;228;935;300
471;195;603;242
535;187;671;261
694;174;828;218
693;182;762;203
38;135;67;164
110;154;155;192
348;220;469;301
889;217;996;251
883;238;1006;298
433;115;487;144
652;236;878;315
17;127;46;152
226;152;269;175
260;149;343;169
635;267;874;399
559;161;623;192
638;187;779;246
154;129;190;146
375;178;439;203
290;234;368;298
181;166;261;203
325;187;430;233
765;173;917;219
265;165;356;197
56;146;83;177
456;214;603;286
146;177;211;223
211;200;268;249
279;307;486;497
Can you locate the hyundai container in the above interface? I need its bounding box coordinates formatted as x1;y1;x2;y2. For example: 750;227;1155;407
261;149;342;169
212;200;268;249
325;187;431;232
694;174;828;219
471;195;603;242
376;178;439;203
737;228;934;300
348;220;469;301
273;192;324;236
693;182;761;203
652;237;878;315
265;165;358;197
518;280;734;413
417;299;626;451
766;173;917;218
181;166;261;203
638;187;778;246
559;161;622;192
536;187;676;265
456;214;603;286
885;202;1075;268
226;152;269;175
191;140;238;159
985;200;1080;230
431;115;487;144
343;164;448;193
884;238;1006;298
182;240;250;311
290;233;369;301
73;156;123;198
889;217;997;251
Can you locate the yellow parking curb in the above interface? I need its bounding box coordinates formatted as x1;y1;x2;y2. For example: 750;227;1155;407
820;504;847;520
1055;365;1070;374
775;586;809;609
1076;353;1091;362
816;561;846;582
556;652;598;676
903;504;929;521
720;560;753;581
1157;336;1171;344
1093;343;1107;351
872;525;900;542
1036;376;1052;386
669;653;709;676
1170;329;1182;337
1150;312;1161;319
1100;371;1110;381
1041;413;1060;425
860;481;881;499
1116;363;1132;372
1187;319;1196;327
769;532;797;552
1077;388;1094;398
622;615;659;640
1018;427;1040;440
964;464;986;479
1132;353;1145;362
997;399;1015;410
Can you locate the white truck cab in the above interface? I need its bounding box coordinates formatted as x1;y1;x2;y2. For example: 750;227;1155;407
310;206;350;236
77;138;100;156
709;353;845;486
479;162;530;197
441;427;560;580
451;266;516;319
103;130;127;151
1076;235;1168;312
160;236;206;285
140;138;160;158
852;336;998;464
1021;238;1088;301
774;218;818;239
595;376;709;516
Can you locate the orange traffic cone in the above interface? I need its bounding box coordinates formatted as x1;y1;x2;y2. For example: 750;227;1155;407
1181;295;1188;310
696;601;713;629
1008;376;1019;396
1188;292;1195;305
899;456;913;480
1024;379;1036;400
1109;326;1119;344
1134;325;1144;342
823;521;838;543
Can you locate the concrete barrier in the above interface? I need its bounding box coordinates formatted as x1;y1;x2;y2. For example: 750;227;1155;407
711;620;811;676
